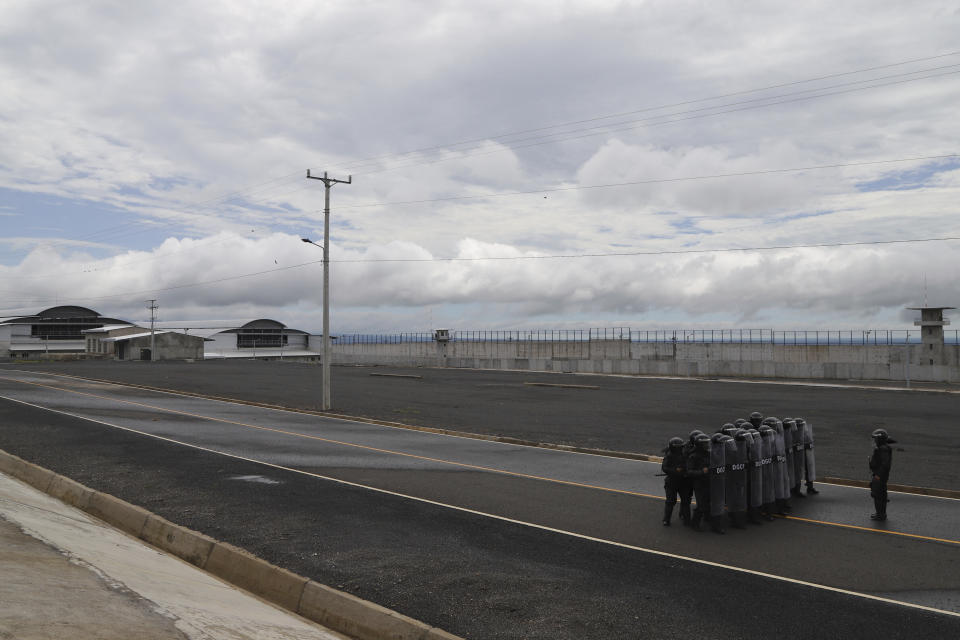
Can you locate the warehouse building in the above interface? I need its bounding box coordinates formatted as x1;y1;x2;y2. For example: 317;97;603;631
199;319;318;359
83;325;206;361
0;306;131;359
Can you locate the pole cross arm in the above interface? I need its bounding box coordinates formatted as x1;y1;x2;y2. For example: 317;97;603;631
307;169;352;185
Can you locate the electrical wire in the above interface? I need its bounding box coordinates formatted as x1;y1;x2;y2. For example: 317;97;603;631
351;68;960;176
328;51;960;173
334;153;960;208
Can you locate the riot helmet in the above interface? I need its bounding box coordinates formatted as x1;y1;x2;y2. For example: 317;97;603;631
734;418;748;427
734;428;747;441
688;429;705;444
871;428;896;444
695;434;712;450
668;436;684;450
749;411;764;428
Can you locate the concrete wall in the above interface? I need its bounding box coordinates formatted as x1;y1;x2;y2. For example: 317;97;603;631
120;334;205;361
330;339;960;383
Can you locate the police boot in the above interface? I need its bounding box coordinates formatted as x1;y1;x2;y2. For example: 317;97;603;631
710;516;726;535
747;507;763;525
761;504;776;521
806;482;820;495
662;503;675;526
792;484;806;498
679;502;691;526
731;511;747;529
691;510;703;531
781;498;792;512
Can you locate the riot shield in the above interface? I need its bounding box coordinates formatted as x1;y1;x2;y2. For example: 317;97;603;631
747;430;763;508
773;420;788;501
710;435;727;519
783;419;796;490
760;429;775;506
801;419;816;484
791;420;804;488
728;435;747;514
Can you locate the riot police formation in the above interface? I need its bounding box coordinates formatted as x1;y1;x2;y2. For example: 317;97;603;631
869;429;896;521
662;411;819;533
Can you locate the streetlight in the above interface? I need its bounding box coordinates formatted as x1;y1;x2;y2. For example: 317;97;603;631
302;237;331;410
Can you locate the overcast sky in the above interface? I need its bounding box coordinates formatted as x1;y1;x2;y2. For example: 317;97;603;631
2;1;959;333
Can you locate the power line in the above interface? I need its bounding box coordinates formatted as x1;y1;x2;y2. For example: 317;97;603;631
336;153;960;209
351;68;960;177
7;152;957;283
330;51;960;173
6;54;958;266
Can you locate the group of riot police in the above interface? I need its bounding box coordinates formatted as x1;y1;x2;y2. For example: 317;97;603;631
661;412;818;534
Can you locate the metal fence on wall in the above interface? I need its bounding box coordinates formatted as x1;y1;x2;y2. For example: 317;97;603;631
334;328;960;346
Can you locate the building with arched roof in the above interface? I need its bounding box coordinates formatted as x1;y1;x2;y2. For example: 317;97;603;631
198;319;318;359
0;306;132;359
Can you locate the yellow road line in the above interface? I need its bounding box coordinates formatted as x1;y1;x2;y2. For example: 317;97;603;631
776;514;960;545
2;372;959;547
0;375;663;500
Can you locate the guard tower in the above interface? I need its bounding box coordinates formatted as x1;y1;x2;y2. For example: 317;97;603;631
908;306;954;364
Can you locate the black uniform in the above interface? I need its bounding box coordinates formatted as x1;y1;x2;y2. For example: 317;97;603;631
661;445;688;526
687;440;712;531
869;431;895;521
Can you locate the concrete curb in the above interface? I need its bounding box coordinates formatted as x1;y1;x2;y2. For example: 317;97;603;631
821;476;960;499
0;448;466;640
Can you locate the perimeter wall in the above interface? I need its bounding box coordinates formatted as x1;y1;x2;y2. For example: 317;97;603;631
330;339;960;383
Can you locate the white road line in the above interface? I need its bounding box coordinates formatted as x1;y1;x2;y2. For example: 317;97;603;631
1;391;958;620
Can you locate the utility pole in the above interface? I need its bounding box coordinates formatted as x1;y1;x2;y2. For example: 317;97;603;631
306;170;352;410
146;299;158;362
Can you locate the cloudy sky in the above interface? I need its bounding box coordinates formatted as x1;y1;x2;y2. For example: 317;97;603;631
2;0;959;333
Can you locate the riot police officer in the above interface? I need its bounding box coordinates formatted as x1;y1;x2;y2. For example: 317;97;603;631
727;429;748;529
661;437;687;526
797;417;819;494
745;428;765;524
869;429;897;521
709;433;729;534
749;411;764;429
687;434;712;531
764;417;790;514
758;425;777;519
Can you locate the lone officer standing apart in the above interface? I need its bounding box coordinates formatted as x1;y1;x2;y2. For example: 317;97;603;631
869;429;897;521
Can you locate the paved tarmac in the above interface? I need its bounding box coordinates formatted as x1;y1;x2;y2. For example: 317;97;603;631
0;366;958;638
10;360;959;490
0;471;346;640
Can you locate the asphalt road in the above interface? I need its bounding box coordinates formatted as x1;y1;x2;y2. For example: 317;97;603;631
8;360;959;490
0;367;957;639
